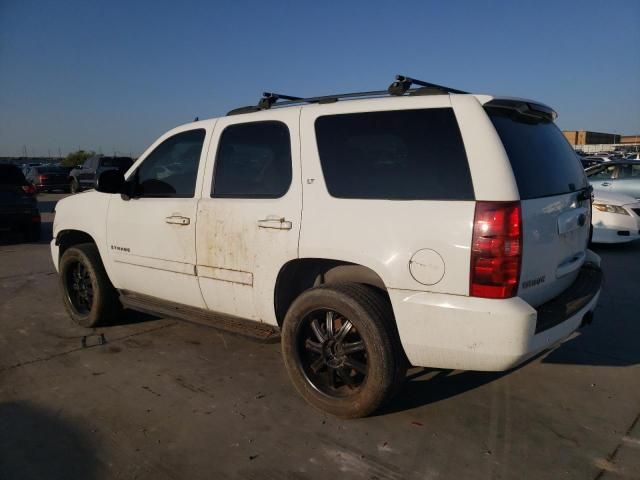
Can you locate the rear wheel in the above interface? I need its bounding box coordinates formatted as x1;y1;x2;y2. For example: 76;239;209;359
59;243;122;327
281;283;406;418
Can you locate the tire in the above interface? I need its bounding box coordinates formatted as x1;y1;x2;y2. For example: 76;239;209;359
281;283;406;418
70;178;80;194
59;243;122;327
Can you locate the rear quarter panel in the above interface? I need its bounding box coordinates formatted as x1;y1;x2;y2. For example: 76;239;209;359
299;95;481;294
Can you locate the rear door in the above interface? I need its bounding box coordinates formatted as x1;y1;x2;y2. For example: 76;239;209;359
78;157;97;187
196;110;302;324
486;107;591;307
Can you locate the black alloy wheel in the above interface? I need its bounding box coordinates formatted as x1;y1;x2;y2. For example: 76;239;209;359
65;260;94;315
297;309;368;397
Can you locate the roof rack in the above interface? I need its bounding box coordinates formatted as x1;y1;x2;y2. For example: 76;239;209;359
226;74;467;115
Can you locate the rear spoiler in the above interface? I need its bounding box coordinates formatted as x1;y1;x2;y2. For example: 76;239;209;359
484;98;557;122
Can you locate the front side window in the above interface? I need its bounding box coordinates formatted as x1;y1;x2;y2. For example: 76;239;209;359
136;129;205;198
212;121;292;198
314;108;473;200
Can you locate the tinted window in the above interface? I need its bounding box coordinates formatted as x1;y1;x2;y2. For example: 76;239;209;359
38;167;67;174
487;109;588;199
102;157;133;169
0;165;27;184
212;121;292;198
314;109;473;200
136;129;205;197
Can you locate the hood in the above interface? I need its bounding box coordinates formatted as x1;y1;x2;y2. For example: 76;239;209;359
593;191;638;206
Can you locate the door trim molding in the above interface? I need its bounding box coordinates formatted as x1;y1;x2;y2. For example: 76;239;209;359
114;254;195;276
196;265;253;286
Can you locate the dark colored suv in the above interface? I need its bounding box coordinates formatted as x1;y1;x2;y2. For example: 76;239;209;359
69;156;133;193
0;164;41;241
25;165;72;192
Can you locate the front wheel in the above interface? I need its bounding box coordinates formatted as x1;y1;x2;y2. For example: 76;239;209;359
59;243;122;327
281;283;406;418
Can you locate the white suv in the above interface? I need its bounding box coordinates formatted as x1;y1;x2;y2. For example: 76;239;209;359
51;76;602;418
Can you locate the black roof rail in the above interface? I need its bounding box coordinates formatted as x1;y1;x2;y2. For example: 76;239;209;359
226;75;468;115
388;75;468;96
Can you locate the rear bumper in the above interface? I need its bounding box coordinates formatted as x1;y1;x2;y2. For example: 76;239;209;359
390;261;602;371
0;209;40;232
35;183;69;190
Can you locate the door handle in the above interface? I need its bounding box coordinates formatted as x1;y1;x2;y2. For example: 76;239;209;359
601;182;611;186
165;215;190;226
257;215;292;230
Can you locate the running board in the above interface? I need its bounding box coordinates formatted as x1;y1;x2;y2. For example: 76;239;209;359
119;291;280;343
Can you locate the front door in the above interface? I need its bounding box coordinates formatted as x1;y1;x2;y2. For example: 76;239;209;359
106;127;209;308
196;110;302;324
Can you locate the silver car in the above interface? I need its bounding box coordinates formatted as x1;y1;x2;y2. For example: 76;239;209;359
587;160;640;200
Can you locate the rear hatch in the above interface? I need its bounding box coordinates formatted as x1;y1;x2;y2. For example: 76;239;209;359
38;167;69;185
485;102;591;307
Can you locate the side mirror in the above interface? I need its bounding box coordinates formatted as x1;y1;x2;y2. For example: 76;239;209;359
120;178;137;201
95;169;124;194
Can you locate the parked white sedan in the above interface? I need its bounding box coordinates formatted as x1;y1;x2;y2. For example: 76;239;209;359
591;191;640;243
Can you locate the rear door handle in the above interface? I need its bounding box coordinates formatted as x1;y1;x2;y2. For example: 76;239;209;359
257;215;292;230
601;182;611;186
165;215;190;226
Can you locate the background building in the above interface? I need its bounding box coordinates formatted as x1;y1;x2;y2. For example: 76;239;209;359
562;130;621;145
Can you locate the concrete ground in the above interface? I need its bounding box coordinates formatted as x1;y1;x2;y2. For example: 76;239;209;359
1;193;639;480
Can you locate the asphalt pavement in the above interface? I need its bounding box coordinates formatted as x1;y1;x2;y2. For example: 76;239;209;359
0;192;639;480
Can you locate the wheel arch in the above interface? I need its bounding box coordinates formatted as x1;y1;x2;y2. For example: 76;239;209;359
273;258;390;327
55;229;98;258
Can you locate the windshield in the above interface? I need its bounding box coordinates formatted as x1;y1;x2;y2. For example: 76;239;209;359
486;108;588;199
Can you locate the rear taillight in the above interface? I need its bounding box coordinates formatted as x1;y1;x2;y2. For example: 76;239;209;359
21;184;37;196
470;201;522;299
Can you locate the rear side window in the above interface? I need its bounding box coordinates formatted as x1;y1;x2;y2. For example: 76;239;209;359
487;109;587;199
212;121;292;198
314;109;473;200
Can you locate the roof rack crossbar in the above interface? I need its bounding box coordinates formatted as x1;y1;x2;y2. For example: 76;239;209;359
388;75;468;96
226;75;469;115
259;92;304;110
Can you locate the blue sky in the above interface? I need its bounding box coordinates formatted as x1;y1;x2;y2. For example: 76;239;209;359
1;0;639;157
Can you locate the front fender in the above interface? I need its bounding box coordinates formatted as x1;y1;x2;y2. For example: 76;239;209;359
53;191;116;282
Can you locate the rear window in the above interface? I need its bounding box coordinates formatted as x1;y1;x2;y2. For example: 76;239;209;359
0;165;27;184
39;167;67;174
314;108;474;200
487;109;587;199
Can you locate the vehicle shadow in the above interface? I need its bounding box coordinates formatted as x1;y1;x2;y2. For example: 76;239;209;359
378;368;510;416
0;402;101;480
